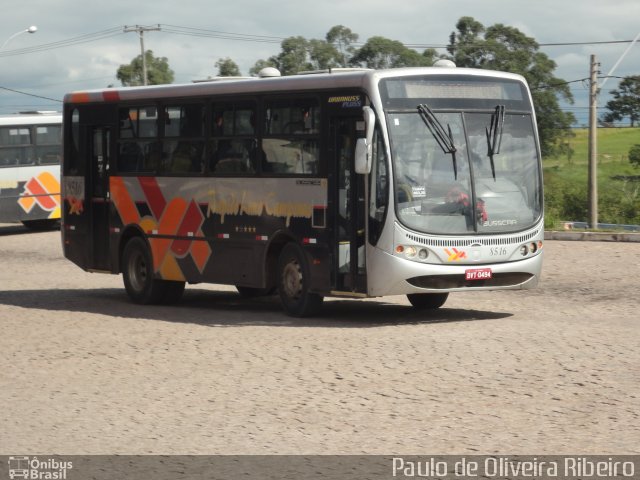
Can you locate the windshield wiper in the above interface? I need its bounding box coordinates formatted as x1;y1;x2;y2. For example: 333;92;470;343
485;105;505;181
417;103;458;179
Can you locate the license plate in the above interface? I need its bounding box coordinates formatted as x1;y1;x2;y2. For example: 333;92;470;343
465;268;492;281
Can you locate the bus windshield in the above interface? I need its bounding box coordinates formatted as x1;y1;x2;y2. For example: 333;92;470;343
387;108;541;235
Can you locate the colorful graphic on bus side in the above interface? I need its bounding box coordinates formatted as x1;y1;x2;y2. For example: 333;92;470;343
17;171;61;219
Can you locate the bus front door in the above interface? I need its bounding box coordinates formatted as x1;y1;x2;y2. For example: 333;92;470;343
88;126;111;271
331;116;366;293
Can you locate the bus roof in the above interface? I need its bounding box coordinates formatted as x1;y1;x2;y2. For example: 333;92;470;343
0;111;62;125
63;67;527;105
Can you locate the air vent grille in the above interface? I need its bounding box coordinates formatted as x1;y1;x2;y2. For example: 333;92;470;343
405;229;540;248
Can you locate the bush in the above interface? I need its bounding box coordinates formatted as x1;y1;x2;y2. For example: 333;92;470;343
630;144;640;168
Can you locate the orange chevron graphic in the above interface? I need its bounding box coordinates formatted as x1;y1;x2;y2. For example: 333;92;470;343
18;172;61;219
445;248;467;261
111;177;212;281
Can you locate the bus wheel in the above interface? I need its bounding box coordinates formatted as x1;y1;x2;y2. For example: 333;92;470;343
407;292;449;309
277;243;323;317
122;237;167;304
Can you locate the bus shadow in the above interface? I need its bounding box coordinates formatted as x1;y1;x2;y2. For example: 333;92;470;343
0;287;512;327
0;224;60;236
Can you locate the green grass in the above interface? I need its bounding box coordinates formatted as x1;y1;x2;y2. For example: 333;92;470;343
543;127;640;228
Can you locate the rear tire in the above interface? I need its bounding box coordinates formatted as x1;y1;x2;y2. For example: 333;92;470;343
277;243;323;317
407;292;449;309
121;237;185;304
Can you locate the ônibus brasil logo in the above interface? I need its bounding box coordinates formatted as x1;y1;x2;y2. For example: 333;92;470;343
7;456;73;480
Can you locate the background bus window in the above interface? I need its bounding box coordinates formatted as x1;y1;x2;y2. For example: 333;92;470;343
0;127;35;166
35;125;61;165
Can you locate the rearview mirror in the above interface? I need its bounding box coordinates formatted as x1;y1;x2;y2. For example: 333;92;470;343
355;106;375;174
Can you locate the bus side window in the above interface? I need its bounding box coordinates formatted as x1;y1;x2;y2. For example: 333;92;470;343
117;106;159;174
262;98;320;175
118;142;142;172
209;102;257;175
164;104;205;174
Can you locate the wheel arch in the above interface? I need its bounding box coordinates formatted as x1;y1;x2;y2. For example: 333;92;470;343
264;230;296;290
116;224;148;274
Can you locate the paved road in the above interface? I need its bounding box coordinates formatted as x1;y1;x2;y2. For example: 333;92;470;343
0;226;638;454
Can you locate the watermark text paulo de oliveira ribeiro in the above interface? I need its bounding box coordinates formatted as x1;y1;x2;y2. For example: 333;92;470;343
391;456;636;479
7;457;73;480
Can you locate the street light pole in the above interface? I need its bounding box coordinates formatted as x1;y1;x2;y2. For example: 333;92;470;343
0;25;37;50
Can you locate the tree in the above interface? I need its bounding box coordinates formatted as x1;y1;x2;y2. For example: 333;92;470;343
603;76;640;127
308;39;340;70
274;36;313;75
350;36;435;69
326;25;358;67
251;29;345;76
629;144;640;168
116;50;174;86
215;57;241;77
447;16;575;157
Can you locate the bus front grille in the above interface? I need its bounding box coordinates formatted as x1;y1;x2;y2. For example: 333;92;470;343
405;229;540;248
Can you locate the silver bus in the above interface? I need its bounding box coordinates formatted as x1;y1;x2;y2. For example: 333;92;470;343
61;66;543;316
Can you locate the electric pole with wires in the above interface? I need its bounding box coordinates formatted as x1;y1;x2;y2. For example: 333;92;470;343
124;25;161;86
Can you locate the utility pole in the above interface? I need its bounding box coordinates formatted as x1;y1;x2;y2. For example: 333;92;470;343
124;25;161;86
587;54;599;229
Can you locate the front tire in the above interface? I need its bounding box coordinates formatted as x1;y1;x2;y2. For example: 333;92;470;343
121;237;185;304
407;292;449;309
277;243;323;317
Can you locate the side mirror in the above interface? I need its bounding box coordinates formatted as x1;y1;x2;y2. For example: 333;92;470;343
355;138;370;174
355;106;375;174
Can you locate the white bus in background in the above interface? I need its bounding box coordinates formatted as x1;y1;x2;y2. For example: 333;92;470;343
0;111;62;229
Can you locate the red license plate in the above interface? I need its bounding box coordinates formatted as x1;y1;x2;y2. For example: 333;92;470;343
465;268;492;281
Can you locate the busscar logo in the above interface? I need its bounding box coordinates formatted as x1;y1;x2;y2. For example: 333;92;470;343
327;95;362;108
7;457;73;480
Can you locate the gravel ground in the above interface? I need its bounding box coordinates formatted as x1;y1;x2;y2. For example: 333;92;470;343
0;226;638;454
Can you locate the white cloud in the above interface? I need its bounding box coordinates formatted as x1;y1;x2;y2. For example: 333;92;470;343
0;0;638;116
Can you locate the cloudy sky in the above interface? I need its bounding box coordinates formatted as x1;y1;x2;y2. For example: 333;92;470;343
1;0;639;125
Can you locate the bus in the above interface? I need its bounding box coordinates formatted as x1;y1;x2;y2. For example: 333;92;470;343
61;65;544;317
0;111;62;229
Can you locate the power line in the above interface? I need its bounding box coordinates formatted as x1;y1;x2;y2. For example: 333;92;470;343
0;85;62;102
161;24;285;44
1;23;639;58
0;27;124;58
405;39;640;49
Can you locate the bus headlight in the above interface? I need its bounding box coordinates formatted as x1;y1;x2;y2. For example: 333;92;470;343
395;245;430;262
518;241;542;257
404;246;417;257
